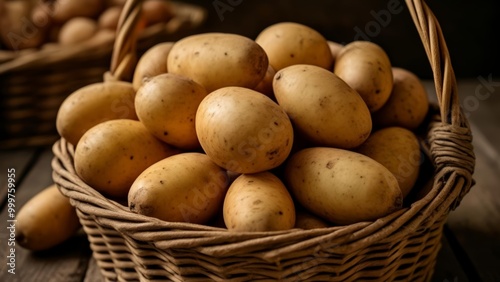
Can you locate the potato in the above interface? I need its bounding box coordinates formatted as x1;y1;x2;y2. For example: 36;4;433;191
273;64;372;149
285;147;402;225
129;153;229;224
295;208;331;230
51;0;104;24
356;127;421;197
75;119;178;198
255;22;333;71
0;1;46;50
142;0;174;26
132;42;174;91
167;33;268;93
327;40;343;63
58;17;98;45
135;73;208;150
223;172;295;232
196;87;294;174
56;81;137;146
15;184;81;251
98;5;122;31
334;41;393;112
253;64;276;99
372;67;429;129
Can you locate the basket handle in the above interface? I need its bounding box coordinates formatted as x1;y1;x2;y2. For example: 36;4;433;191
104;0;143;82
405;0;474;207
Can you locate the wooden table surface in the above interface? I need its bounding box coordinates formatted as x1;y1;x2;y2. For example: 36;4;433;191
1;80;499;282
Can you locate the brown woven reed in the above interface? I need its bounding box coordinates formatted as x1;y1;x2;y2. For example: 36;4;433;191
0;1;206;150
51;0;475;281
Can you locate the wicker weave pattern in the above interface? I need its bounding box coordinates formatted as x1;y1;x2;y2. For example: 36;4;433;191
51;0;475;281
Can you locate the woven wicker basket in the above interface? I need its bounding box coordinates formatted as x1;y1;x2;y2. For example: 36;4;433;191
52;0;475;281
0;1;206;150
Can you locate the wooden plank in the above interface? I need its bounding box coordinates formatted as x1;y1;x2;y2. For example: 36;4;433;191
0;148;38;211
84;256;105;282
444;136;500;282
432;234;469;282
0;148;92;282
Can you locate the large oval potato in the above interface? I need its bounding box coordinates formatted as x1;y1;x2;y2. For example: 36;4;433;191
255;22;333;71
167;33;268;93
334;41;393;112
132;42;174;91
56;81;137;146
372;67;429;129
285;147;402;225
223;172;295;232
15;184;81;251
135;73;208;150
273;64;372;149
75;119;178;198
356;127;421;197
129;153;229;224
196;87;294;174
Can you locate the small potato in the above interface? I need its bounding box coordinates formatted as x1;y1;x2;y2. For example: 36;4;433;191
285;147;402;225
132;42;174;91
372;67;429;129
168;33;268;93
223;172;295;232
273;64;372;149
135;73;208;150
334;41;393;112
356;127;421;197
75;119;178;198
196;87;294;174
253;64;276;100
255;22;333;71
0;1;46;50
51;0;104;24
327;40;343;63
129;153;229;224
15;184;81;251
295;208;331;230
58;17;99;45
56;81;137;146
141;0;174;26
98;5;122;30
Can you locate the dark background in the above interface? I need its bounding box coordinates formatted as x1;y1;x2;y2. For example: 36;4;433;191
180;0;499;79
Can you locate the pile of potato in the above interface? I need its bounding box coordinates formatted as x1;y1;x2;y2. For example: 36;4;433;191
17;21;431;251
0;0;173;51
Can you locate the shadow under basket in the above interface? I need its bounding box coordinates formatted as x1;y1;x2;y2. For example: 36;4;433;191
0;1;206;150
51;0;475;281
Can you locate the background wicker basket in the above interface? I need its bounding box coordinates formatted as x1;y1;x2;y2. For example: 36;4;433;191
51;0;475;281
0;1;206;150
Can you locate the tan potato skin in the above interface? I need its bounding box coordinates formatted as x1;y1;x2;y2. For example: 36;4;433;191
223;172;295;232
56;81;138;146
254;64;277;99
196;87;294;174
135;73;208;150
51;0;104;24
356;127;421;197
255;22;333;71
167;33;268;93
334;41;393;112
75;119;178;198
15;184;81;251
372;67;429;129
273;64;372;149
327;40;344;63
295;209;330;230
58;17;99;45
133;42;174;91
129;153;229;224
285;147;402;225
